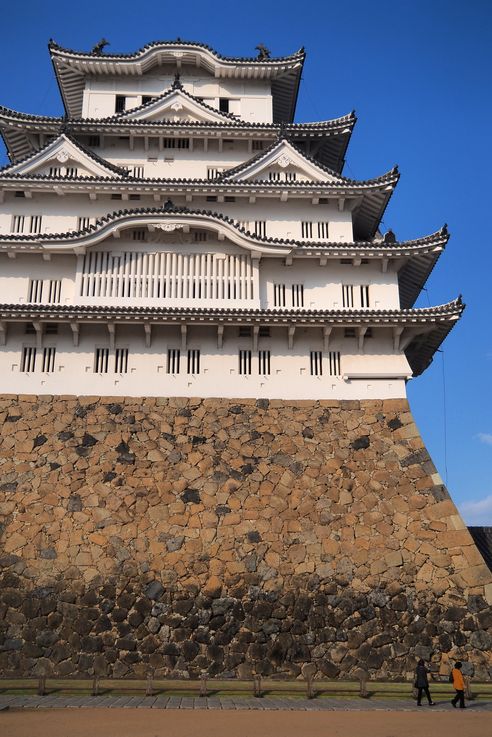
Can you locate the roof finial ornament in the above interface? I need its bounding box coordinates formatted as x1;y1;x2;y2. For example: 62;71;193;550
256;43;271;60
278;120;289;140
91;38;110;55
383;229;396;244
440;223;448;236
172;71;183;90
164;198;175;211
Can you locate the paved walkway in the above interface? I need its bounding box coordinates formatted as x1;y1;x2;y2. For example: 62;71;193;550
1;694;491;711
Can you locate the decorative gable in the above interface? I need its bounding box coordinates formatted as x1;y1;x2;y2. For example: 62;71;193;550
117;88;235;124
0;134;125;178
221;139;342;184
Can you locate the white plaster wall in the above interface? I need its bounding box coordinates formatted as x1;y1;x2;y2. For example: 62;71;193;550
0;193;354;242
82;74;273;122
0;323;410;399
0;247;399;311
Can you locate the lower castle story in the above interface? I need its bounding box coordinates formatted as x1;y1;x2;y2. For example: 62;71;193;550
0;395;491;680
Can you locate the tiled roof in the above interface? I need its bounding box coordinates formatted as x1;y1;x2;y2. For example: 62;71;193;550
219;136;398;187
0;298;464;378
0;301;462;320
0;105;355;131
48;39;306;64
0;132;129;177
0;204;410;247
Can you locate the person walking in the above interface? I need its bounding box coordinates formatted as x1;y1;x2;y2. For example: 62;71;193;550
451;661;466;709
415;659;435;706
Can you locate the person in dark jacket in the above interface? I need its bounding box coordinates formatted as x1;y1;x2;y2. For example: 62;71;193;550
415;659;435;705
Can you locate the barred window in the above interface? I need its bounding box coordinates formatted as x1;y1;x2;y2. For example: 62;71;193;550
252;140;264;151
342;284;354;309
285;171;297;181
21;346;37;372
132;228;146;241
274;283;286;308
317;221;329;239
88;135;100;147
291;283;304;308
115;348;129;374
239;349;252;375
239;326;252;337
360;285;370;308
29;215;43;234
254;221;266;238
301;221;313;239
12;215;25;233
28;279;43;303
258;350;271;375
162;138;189;149
47;280;62;304
66;167;78;177
42;347;56;373
49;166;61;177
310;351;323;376
328;351;341;376
77;217;91;230
131;165;144;177
187;349;200;374
94;348;109;373
167;348;181;374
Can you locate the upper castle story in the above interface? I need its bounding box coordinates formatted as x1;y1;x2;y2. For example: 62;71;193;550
49;40;305;124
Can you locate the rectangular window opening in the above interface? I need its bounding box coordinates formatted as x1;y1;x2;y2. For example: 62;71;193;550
328;351;341;376
342;284;354;309
95;347;110;373
274;283;286;308
115;95;126;113
42;347;56;373
310;350;323;376
258;349;271;375
291;283;304;308
187;349;200;374
115;348;129;373
167;348;181;374
239;349;252;375
21;346;37;372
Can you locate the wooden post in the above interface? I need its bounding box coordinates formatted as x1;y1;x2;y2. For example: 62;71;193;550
146;673;154;697
253;675;262;698
359;674;369;698
37;676;46;696
306;675;315;699
92;676;100;696
200;674;208;697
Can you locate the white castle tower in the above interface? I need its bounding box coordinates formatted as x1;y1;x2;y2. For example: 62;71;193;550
0;39;463;400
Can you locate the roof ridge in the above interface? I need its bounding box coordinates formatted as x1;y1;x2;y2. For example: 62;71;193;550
48;39;306;65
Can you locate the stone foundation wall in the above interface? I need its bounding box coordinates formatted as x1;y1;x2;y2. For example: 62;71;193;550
0;395;491;680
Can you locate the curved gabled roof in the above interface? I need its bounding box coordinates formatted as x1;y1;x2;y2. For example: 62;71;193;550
48;40;305;122
0;132;128;177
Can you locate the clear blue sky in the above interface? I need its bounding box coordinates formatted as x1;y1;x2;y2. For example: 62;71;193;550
1;0;491;524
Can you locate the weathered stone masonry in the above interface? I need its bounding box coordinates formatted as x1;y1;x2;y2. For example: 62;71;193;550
0;395;491;680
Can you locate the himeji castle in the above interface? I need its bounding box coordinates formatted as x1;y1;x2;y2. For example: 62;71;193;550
1;41;491;683
0;39;463;400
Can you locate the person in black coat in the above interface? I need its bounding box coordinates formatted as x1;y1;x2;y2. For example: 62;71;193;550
415;659;435;705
